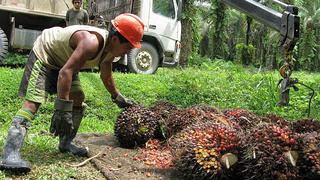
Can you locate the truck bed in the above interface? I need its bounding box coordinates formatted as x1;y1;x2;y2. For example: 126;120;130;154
0;0;72;19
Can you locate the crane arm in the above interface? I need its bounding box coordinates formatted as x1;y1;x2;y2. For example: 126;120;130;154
221;0;299;52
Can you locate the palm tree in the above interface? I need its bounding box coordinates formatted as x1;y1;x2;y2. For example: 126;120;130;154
180;0;199;67
209;0;227;59
295;0;320;70
225;9;246;61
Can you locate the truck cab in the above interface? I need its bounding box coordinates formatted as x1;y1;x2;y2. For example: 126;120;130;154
89;0;182;74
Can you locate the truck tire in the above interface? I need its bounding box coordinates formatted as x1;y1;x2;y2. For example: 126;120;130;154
0;28;9;63
127;42;159;74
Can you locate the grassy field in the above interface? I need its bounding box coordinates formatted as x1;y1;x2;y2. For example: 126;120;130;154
0;60;320;178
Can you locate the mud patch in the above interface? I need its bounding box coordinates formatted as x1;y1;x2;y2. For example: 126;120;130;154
74;133;180;180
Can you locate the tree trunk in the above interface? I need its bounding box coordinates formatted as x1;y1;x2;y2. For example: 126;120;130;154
242;16;252;66
271;45;278;70
179;0;195;67
226;25;237;61
199;34;209;57
315;27;320;70
210;0;226;59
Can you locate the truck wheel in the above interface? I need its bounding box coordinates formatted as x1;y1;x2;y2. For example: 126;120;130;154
0;28;9;63
127;42;159;74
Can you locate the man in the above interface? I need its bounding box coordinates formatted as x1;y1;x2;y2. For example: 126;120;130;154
0;13;144;173
66;0;89;26
88;0;105;28
89;0;98;21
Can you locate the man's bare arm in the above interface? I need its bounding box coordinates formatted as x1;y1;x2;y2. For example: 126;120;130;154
100;59;119;98
57;31;100;100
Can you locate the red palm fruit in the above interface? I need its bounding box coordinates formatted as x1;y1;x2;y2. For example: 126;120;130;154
238;123;300;180
170;121;242;179
296;132;320;179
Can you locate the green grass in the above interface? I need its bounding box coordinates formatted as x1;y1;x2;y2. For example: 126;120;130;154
0;53;27;67
1;59;320;178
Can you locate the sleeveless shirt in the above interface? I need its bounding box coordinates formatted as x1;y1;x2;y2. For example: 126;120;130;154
33;25;108;70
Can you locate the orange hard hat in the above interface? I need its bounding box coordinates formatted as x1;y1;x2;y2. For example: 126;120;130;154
111;13;144;48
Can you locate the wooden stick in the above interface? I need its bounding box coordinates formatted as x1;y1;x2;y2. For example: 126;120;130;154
67;151;102;167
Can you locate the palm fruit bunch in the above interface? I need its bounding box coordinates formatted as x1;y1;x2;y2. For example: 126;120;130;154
164;106;240;139
238;123;299;180
150;100;178;119
163;107;204;138
114;104;160;148
150;100;179;139
291;118;320;133
189;104;241;130
296;132;320;179
170;121;241;180
206;113;241;130
223;108;261;130
260;114;291;127
189;104;221;115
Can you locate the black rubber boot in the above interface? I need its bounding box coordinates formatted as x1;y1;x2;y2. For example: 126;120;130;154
59;106;88;157
0;117;31;173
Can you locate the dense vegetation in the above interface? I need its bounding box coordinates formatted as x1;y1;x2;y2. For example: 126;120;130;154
180;0;320;71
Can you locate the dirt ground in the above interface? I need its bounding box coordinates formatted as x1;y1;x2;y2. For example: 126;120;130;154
74;133;181;180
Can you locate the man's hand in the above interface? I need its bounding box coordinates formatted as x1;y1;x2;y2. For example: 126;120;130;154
50;98;74;137
112;93;135;108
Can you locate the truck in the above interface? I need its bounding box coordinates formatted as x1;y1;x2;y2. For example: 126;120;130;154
0;0;182;75
88;0;182;74
0;0;72;62
0;0;298;78
90;0;299;75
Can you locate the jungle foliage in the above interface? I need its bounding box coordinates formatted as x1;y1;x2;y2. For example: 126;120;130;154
181;0;320;71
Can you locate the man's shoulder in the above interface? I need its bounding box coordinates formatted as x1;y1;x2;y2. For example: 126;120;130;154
81;9;89;15
66;25;107;33
67;8;75;12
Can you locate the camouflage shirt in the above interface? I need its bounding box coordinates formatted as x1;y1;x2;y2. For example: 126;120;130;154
66;8;89;26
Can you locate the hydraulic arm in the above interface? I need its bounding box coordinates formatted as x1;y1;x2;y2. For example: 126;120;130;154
221;0;299;52
222;0;306;107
